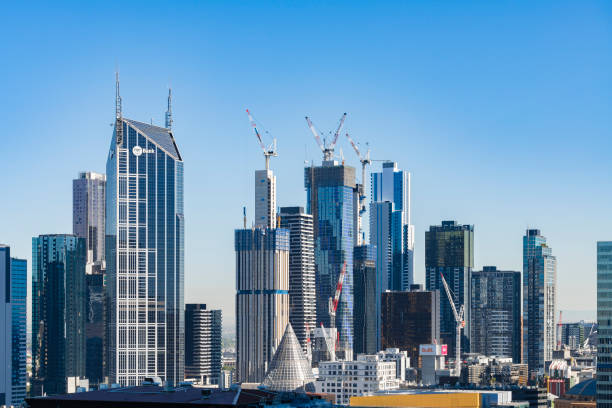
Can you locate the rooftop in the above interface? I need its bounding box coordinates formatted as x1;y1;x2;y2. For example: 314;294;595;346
124;118;182;161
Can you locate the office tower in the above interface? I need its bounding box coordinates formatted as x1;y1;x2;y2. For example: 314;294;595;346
10;257;27;406
0;245;12;406
185;304;222;385
85;273;105;384
370;161;415;291
106;83;184;386
305;161;356;359
235;228;289;382
32;235;86;395
381;288;440;365
523;229;557;376
255;169;276;229
279;207;316;354
353;245;378;355
425;220;474;359
73;172;106;267
471;266;521;362
597;241;612;407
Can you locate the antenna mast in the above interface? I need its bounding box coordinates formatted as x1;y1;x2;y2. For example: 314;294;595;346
115;72;123;145
165;88;173;129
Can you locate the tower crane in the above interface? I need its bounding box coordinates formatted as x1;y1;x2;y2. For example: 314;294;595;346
305;113;347;162
246;109;277;170
329;261;347;330
345;132;371;244
439;272;465;377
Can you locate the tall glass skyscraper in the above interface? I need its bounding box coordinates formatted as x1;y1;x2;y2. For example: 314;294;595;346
523;229;556;377
73;172;106;267
425;220;473;359
305;161;356;359
370;161;414;291
10;257;26;406
31;235;86;395
106;103;184;385
0;245;12;406
353;245;377;355
597;241;612;407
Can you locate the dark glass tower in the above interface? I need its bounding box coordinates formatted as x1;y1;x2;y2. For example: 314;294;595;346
305;162;356;359
425;220;474;359
10;257;27;406
106;113;184;386
31;235;86;395
353;245;378;355
471;266;521;362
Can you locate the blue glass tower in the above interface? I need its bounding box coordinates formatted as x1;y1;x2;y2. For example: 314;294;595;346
598;241;612;407
10;257;26;406
31;235;87;395
305;161;356;358
106;96;184;386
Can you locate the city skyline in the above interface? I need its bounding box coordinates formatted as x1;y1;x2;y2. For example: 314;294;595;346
2;1;611;328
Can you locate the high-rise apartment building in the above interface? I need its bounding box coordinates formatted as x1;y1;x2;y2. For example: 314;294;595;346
370;161;414;291
597;241;612;407
73;172;106;267
10;257;27;406
425;221;473;358
235;228;289;383
523;229;557;376
106;87;185;386
255;169;277;229
353;245;378;355
305;161;356;359
381;288;440;366
471;266;521;362
279;207;316;354
185;304;222;385
32;235;86;395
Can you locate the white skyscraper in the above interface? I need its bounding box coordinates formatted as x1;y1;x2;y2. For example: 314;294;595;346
370;161;414;291
255;169;276;229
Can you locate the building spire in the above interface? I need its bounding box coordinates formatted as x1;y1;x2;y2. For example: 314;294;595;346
165;88;173;129
115;71;122;120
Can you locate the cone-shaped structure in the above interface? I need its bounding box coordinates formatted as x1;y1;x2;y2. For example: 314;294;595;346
261;323;315;392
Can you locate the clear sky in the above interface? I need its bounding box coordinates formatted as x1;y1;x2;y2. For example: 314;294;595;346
1;1;610;328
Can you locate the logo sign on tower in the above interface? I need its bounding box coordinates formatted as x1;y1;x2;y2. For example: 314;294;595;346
132;146;155;156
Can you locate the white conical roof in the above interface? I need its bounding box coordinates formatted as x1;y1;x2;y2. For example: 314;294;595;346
262;323;315;392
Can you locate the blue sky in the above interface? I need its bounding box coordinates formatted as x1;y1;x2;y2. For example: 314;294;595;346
1;1;610;327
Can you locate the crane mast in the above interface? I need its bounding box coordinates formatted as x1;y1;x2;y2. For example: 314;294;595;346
439;272;465;376
345;132;371;244
247;109;277;170
305;113;347;162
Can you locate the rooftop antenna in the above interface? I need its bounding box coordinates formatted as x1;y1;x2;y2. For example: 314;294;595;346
165;88;173;130
115;72;124;145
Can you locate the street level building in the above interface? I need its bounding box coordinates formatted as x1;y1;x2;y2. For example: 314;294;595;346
105;87;185;386
597;241;612;408
278;207;316;355
425;221;474;358
381;288;440;366
32;235;86;395
370;161;415;291
185;304;222;385
471;266;521;362
305;161;357;359
523;229;557;377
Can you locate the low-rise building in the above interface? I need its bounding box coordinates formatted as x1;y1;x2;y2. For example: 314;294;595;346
314;354;400;405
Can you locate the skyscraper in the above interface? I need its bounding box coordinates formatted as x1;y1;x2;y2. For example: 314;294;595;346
235;228;289;383
85;272;105;384
0;245;12;406
353;245;378;355
185;304;222;385
279;207;316;354
523;229;557;377
73;172;106;268
305;161;356;359
255;169;277;229
471;266;521;362
425;220;474;358
105;82;184;386
598;241;612;407
370;161;414;291
32;235;86;395
10;257;27;406
381;288;440;366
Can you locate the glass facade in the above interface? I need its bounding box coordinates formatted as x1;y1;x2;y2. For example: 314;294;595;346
425;221;473;358
31;235;86;395
353;245;378;355
106;118;184;386
305;163;356;359
10;257;27;406
185;304;222;384
598;241;612;407
73;172;106;265
523;229;556;377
